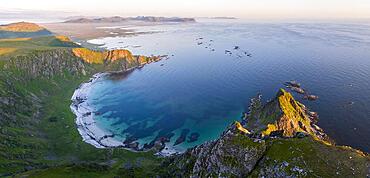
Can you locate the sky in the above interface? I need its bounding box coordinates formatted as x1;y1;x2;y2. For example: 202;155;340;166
0;0;369;20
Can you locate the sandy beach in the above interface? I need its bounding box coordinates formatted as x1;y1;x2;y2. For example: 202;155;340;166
70;72;124;148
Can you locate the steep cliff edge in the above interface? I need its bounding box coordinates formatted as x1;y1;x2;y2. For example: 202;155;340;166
72;48;163;70
163;89;369;177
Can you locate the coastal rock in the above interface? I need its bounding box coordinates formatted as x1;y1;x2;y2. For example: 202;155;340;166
303;94;319;101
285;80;301;88
290;87;305;94
245;89;329;142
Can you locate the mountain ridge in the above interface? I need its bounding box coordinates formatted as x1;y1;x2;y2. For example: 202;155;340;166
64;16;196;23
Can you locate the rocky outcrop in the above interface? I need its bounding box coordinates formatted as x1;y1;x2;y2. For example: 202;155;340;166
244;89;330;143
163;89;369;177
105;49;134;62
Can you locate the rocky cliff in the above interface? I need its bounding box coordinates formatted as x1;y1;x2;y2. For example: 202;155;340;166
72;48;163;70
163;89;369;177
244;89;330;143
4;49;87;79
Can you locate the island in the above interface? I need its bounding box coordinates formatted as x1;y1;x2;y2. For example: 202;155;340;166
64;16;196;23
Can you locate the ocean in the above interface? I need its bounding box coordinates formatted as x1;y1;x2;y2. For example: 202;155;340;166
86;19;370;152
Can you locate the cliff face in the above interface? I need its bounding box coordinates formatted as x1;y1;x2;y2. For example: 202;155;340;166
72;48;163;71
4;49;88;79
105;49;133;62
163;89;369;177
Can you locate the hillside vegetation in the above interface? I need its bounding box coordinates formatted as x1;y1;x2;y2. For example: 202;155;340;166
0;22;164;177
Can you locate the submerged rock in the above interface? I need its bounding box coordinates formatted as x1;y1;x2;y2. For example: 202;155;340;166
174;129;190;146
187;132;200;143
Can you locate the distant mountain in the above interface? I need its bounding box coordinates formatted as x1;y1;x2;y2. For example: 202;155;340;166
64;16;196;23
211;17;237;19
132;16;196;22
0;22;52;38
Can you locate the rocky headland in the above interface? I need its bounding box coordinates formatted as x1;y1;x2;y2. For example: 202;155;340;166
162;89;369;177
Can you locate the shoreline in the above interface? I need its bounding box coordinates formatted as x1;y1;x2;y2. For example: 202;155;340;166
70;72;124;148
70;71;182;156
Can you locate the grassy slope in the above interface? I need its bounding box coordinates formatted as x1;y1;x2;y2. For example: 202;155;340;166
0;37;162;177
249;137;369;177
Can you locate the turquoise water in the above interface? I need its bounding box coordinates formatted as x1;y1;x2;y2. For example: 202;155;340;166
88;19;370;152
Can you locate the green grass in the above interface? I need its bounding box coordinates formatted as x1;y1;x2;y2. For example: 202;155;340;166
249;137;369;177
0;36;80;57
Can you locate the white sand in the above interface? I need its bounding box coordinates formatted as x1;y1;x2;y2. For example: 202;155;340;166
70;73;124;148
